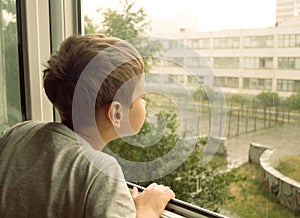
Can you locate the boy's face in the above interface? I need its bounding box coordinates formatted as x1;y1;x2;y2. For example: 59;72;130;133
114;74;146;137
128;93;146;134
128;76;146;134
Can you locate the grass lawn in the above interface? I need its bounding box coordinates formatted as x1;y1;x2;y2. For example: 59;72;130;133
223;163;296;218
277;155;300;182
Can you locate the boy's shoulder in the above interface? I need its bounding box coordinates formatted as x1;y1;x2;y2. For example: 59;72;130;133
0;120;42;138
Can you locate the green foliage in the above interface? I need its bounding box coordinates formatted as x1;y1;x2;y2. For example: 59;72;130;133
108;111;178;162
101;0;161;72
84;0;161;72
1;0;22;124
256;91;279;107
193;87;208;102
84;15;101;34
229;94;250;105
224;164;295;217
101;0;150;40
193;86;216;102
277;155;300;181
148;147;237;212
287;91;300;110
107;111;236;212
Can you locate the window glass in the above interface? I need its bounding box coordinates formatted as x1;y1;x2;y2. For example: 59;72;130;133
0;0;23;132
82;0;300;217
279;34;300;47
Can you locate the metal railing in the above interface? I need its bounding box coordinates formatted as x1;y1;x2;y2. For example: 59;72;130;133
127;182;229;218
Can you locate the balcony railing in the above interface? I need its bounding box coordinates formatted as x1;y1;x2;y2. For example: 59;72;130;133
127;182;229;218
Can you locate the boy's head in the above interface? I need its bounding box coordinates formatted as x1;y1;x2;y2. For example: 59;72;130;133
43;34;145;131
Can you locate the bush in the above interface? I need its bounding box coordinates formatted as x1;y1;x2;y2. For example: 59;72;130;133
107;111;236;212
287;92;300;110
256;92;279;107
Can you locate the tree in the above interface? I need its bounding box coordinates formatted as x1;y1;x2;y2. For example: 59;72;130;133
101;0;150;40
256;91;279;107
84;0;161;72
1;0;22;125
287;91;300;110
84;15;101;34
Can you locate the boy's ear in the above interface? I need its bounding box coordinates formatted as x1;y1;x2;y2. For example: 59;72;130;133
108;101;122;128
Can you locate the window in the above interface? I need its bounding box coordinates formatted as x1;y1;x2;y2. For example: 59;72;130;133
243;57;273;69
259;57;273;68
278;57;300;69
227;77;239;88
187;39;199;48
243;35;274;48
213;37;239;49
186;57;200;67
277;79;296;92
213;57;239;68
243;78;272;90
243;57;257;68
278;34;300;47
215;77;239;88
82;0;300;217
199;38;210;49
0;0;23;131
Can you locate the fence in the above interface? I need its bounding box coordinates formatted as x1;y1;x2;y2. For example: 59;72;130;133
147;94;299;139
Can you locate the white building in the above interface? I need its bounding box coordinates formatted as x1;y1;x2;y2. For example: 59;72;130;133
149;17;300;98
276;0;300;24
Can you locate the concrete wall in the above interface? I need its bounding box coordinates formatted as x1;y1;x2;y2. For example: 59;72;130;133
248;143;300;214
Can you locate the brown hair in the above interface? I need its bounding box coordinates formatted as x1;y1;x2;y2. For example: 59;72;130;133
43;34;145;128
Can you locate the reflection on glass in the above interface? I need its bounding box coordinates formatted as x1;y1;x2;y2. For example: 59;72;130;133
0;0;22;132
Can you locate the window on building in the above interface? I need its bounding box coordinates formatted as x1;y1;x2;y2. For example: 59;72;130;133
259;57;273;68
198;38;210;49
213;57;239;68
243;57;273;69
243;57;257;68
278;57;300;69
227;77;239;88
213;37;240;49
297;35;300;47
277;79;297;92
215;77;226;87
243;78;272;90
186;57;209;68
186;57;200;68
215;77;239;88
278;34;300;47
243;35;274;48
187;39;199;49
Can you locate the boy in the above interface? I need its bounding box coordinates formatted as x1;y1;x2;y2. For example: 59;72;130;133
0;34;175;217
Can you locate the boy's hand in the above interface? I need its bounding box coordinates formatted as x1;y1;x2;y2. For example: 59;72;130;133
130;183;175;218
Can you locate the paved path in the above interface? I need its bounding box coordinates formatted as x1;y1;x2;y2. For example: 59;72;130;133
226;120;300;169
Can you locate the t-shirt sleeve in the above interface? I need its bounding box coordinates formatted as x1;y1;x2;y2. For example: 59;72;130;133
84;164;136;218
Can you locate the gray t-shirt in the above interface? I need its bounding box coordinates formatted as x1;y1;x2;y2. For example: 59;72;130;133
0;121;136;218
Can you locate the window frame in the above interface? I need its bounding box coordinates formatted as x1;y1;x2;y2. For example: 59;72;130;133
18;0;82;121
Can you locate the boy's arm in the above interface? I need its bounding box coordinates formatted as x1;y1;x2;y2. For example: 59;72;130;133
85;172;136;218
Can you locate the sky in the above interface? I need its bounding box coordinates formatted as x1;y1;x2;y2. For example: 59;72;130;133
83;0;277;32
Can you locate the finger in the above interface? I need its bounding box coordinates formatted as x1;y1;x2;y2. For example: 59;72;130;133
167;189;176;199
130;186;139;198
148;183;158;188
